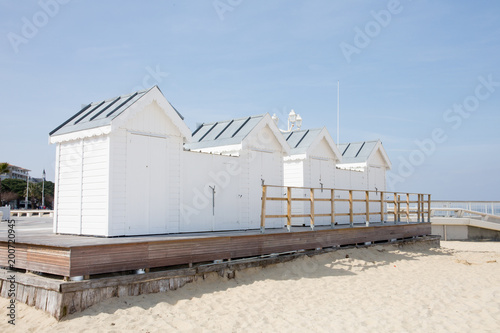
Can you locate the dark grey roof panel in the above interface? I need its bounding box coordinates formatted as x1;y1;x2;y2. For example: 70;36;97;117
282;128;322;154
338;140;379;163
50;89;150;136
186;114;266;150
50;86;185;137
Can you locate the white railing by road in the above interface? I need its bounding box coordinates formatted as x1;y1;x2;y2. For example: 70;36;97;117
10;210;54;218
431;201;500;217
430;207;500;224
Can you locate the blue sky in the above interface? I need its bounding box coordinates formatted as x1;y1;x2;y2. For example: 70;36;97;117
1;0;499;200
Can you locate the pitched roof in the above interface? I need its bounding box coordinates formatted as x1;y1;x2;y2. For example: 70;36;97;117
185;114;266;150
337;140;390;166
282;128;323;154
49;86;184;137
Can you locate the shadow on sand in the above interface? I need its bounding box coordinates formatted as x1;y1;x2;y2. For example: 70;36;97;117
61;242;450;321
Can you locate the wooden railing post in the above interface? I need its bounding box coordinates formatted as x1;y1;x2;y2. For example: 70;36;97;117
406;193;410;223
380;191;385;223
397;195;401;223
365;190;370;226
420;194;424;222
261;185;267;233
421;194;425;222
287;187;292;232
393;193;398;224
349;190;353;227
427;194;431;223
310;188;315;231
417;194;421;222
331;189;335;228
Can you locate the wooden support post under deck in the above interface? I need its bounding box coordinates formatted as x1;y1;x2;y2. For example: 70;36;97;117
260;185;267;233
331;189;335;228
287;187;292;232
427;194;431;223
380;191;385;223
393;193;398;224
310;188;315;231
365;190;370;226
406;193;410;223
349;190;353;227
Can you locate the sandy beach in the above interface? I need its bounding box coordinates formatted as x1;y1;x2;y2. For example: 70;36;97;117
2;241;499;332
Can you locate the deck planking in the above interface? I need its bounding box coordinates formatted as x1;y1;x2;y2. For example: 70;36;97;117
0;218;432;278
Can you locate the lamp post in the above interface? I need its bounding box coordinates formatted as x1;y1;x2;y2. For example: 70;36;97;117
25;173;30;210
42;169;46;208
273;109;303;133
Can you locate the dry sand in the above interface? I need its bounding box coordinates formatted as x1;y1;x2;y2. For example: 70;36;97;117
2;241;500;332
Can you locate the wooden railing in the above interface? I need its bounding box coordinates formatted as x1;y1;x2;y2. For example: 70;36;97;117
260;185;431;233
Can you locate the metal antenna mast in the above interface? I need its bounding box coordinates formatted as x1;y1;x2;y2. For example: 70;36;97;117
337;80;340;144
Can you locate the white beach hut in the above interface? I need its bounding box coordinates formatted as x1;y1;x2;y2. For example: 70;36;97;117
49;86;191;236
184;114;290;230
336;140;392;191
282;127;343;225
336;140;392;223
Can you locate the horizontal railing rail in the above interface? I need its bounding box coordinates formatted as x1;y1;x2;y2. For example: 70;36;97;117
430;208;500;223
260;185;431;233
431;201;500;217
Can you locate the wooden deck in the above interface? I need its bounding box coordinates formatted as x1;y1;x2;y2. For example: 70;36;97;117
0;219;432;278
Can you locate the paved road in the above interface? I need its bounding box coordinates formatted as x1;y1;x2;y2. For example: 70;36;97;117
0;217;53;238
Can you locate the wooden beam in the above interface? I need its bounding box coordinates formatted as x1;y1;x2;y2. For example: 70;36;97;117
428;194;431;223
406;193;410;223
331;189;335;228
365;190;370;226
310;188;315;231
380;191;385;224
287;187;292;232
266;197;287;201
349;190;353;227
393;192;398;223
397;194;401;223
261;185;267;233
417;194;421;222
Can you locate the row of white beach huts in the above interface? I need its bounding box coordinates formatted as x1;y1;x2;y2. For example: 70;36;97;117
49;86;392;237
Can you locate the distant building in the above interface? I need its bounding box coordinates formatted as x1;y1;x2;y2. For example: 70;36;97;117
0;164;30;181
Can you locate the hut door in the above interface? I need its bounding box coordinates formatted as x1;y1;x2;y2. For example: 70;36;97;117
249;150;282;229
310;158;334;225
125;133;168;235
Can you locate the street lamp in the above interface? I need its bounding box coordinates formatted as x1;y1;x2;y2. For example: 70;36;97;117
42;169;46;208
278;109;303;133
271;113;279;126
25;173;29;210
295;114;302;129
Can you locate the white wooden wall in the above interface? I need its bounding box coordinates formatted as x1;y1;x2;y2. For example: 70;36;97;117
243;125;285;229
283;159;304;225
283;155;337;226
108;101;183;236
54;136;109;235
308;158;335;225
181;151;241;232
247;150;284;229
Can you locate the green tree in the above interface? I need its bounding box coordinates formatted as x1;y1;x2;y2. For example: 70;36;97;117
1;178;27;198
22;181;55;209
25;182;39;207
0;162;10;205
